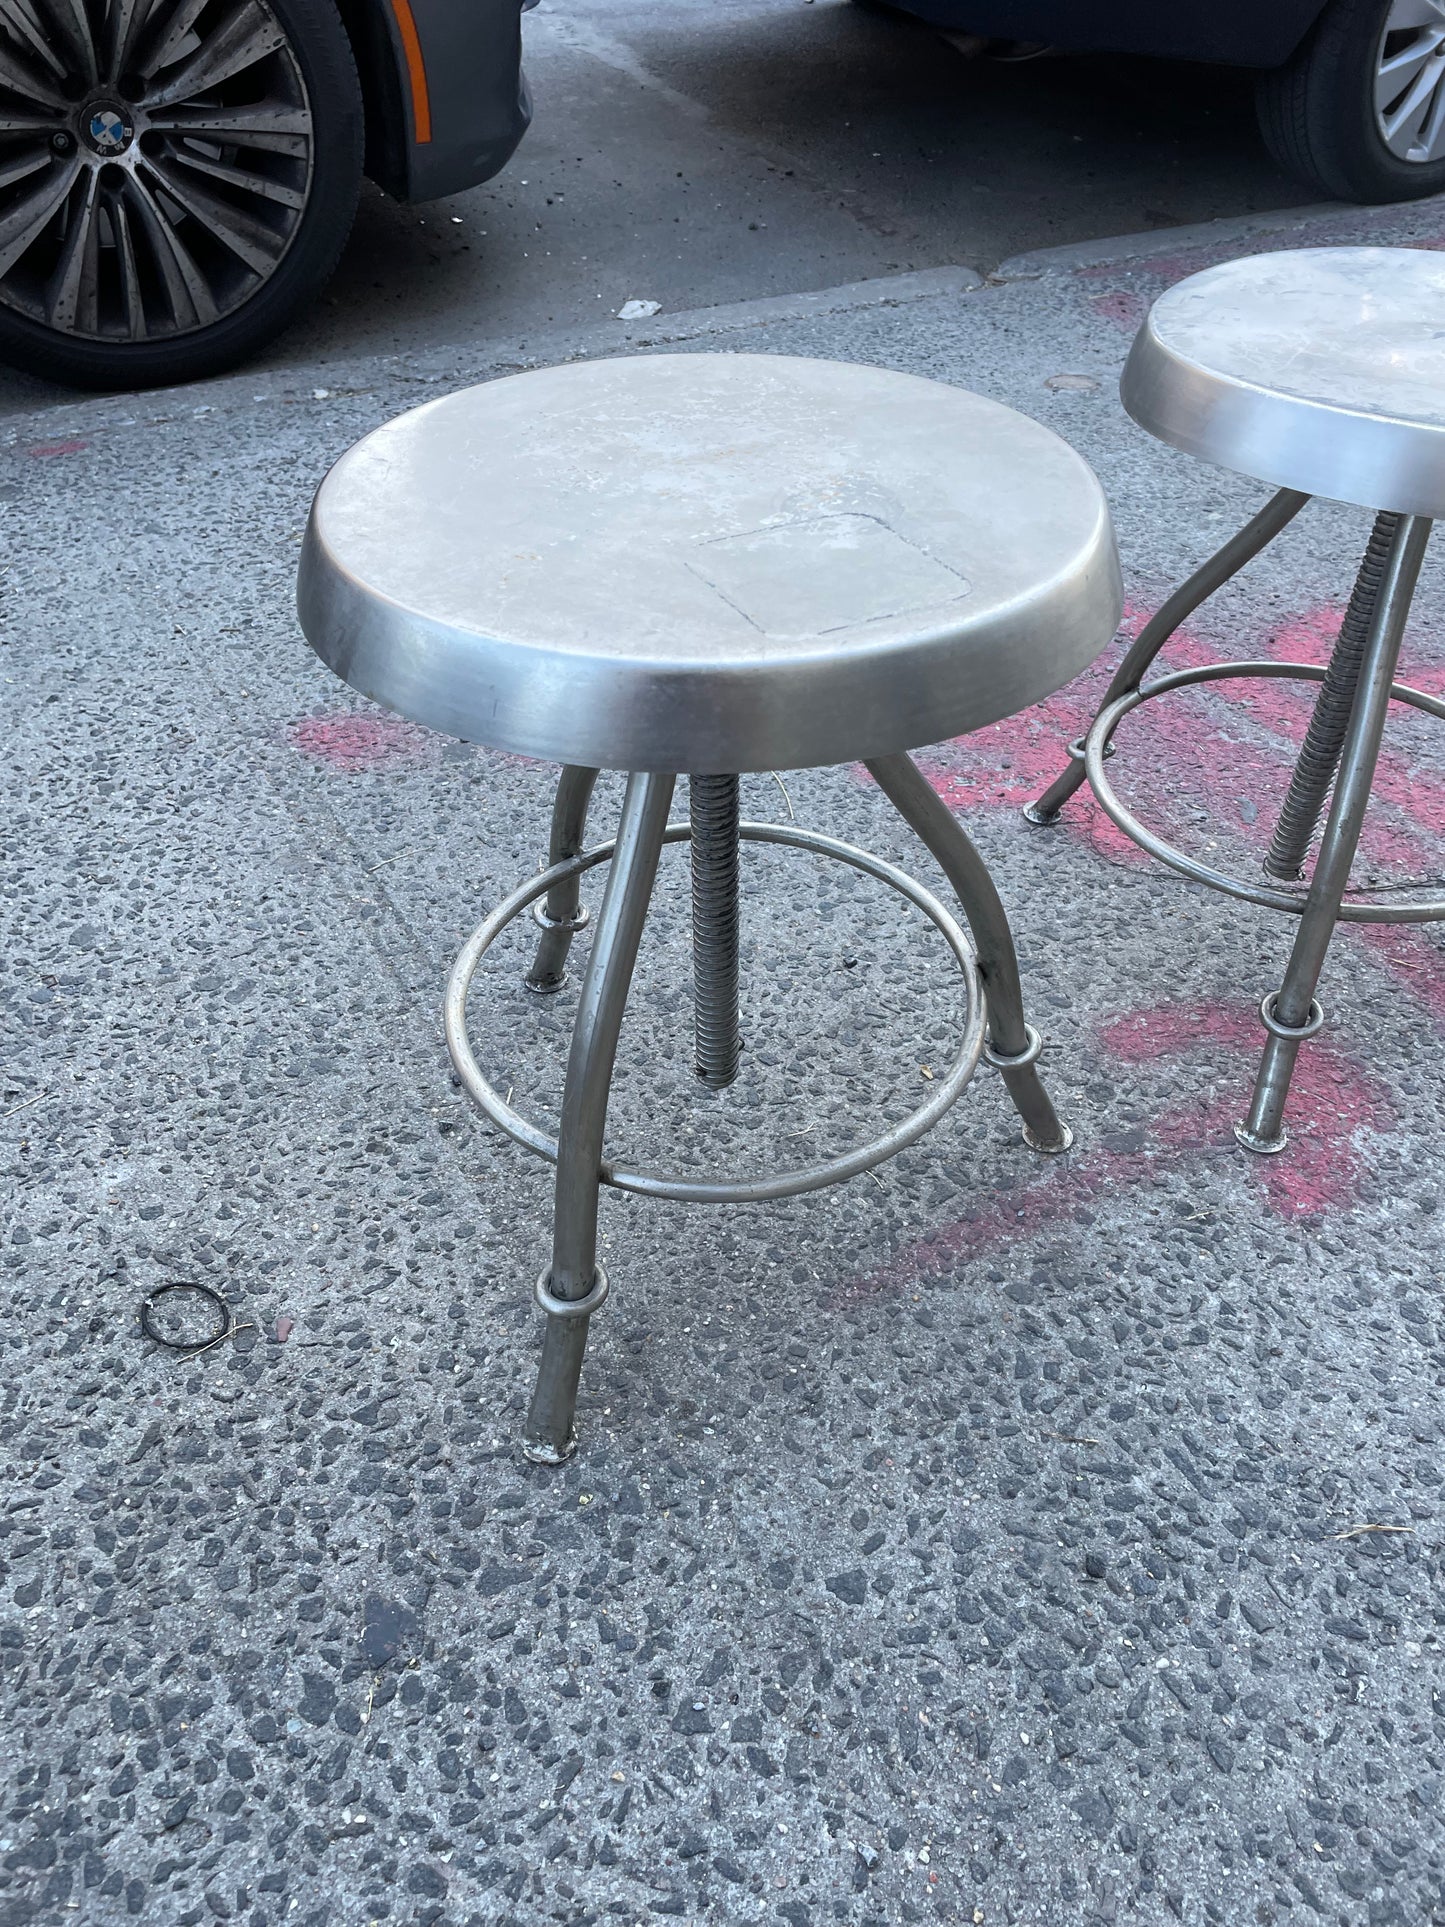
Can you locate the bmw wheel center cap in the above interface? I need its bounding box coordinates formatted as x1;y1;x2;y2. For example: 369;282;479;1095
84;103;136;157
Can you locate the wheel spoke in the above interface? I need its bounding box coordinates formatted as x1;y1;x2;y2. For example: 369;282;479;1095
0;151;78;277
1383;52;1445;145
1415;66;1445;155
145;100;311;140
144;2;287;108
105;0;165;84
1385;0;1445;28
124;167;217;327
0;32;69;108
140;150;282;272
41;0;100;85
45;162;99;330
1376;29;1445;114
0;108;62;133
137;0;214;79
169;143;306;209
0;0;67;80
0;141;49;190
109;183;145;337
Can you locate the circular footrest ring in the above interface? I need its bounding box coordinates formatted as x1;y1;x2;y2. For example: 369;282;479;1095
444;819;987;1206
535;1262;609;1320
1084;660;1445;925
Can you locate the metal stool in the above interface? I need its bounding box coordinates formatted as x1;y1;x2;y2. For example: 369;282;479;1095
1026;248;1445;1154
297;353;1122;1461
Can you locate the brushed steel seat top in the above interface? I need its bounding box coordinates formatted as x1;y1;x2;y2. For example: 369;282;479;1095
1122;247;1445;518
297;353;1121;772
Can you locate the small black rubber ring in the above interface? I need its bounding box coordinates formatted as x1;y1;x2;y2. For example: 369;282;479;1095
139;1281;231;1351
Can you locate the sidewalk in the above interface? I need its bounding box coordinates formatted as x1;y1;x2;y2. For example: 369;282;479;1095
4;197;1445;1927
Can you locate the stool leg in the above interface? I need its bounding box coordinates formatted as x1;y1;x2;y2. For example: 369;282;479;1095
524;770;675;1463
1237;515;1432;1155
867;752;1072;1155
525;766;600;993
689;774;742;1089
1024;488;1310;826
1264;512;1403;880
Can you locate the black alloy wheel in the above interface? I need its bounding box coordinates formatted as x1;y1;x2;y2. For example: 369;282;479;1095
0;0;363;388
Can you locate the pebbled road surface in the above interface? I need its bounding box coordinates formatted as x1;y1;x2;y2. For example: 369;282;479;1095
5;199;1445;1925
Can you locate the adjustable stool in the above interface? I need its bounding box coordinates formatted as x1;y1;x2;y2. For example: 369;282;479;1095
297;353;1122;1461
1026;248;1445;1153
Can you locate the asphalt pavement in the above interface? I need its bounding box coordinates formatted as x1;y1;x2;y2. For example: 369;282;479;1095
5;64;1445;1927
0;0;1308;417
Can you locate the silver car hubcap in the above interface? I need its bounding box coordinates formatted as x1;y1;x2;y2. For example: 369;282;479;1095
0;0;314;343
1376;0;1445;164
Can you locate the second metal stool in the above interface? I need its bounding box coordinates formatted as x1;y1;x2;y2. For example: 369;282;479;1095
1027;247;1445;1153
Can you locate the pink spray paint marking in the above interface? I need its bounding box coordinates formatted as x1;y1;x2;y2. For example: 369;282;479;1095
849;999;1394;1303
897;586;1445;1024
284;712;438;774
1104;1001;1393;1220
1089;290;1148;334
27;438;89;458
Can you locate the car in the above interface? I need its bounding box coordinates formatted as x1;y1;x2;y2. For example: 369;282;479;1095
862;0;1445;205
0;0;531;389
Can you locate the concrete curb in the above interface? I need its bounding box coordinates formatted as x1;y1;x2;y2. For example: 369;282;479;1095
991;191;1445;280
0;264;983;442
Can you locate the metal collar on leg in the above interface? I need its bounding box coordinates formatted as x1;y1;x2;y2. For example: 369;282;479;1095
531;900;590;934
1258;992;1324;1043
535;1262;610;1320
984;1023;1044;1072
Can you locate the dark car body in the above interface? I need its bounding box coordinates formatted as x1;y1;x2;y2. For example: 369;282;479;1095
879;0;1329;68
338;0;531;203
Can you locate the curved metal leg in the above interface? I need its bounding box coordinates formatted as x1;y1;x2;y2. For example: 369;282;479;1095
866;752;1071;1155
523;771;675;1463
1024;488;1310;826
526;766;600;993
1237;516;1432;1155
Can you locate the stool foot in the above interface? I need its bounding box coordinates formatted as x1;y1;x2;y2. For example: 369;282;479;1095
525;766;600;993
866;752;1072;1154
522;771;674;1461
523;1317;587;1464
1023;487;1309;825
1238;515;1431;1149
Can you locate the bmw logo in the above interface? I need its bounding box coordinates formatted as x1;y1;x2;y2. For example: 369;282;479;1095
84;104;134;157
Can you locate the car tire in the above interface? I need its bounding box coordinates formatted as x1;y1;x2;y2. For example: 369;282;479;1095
1257;0;1445;203
0;0;363;390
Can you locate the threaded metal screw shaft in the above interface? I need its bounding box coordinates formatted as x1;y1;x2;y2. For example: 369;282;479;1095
1264;511;1402;882
689;773;741;1089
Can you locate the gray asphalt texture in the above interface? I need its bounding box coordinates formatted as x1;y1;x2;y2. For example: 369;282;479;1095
7;199;1445;1927
0;0;1308;419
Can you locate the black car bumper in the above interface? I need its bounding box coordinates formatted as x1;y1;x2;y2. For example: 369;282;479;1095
363;0;531;202
879;0;1325;69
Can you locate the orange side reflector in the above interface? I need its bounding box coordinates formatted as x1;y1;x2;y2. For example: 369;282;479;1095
388;0;432;144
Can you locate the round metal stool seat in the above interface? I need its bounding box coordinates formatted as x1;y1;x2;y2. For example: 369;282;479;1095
297;351;1123;1461
1122;247;1445;516
298;353;1120;774
1027;246;1444;1160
